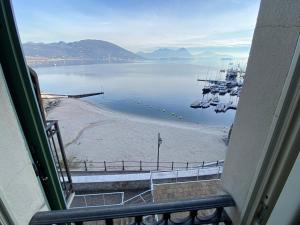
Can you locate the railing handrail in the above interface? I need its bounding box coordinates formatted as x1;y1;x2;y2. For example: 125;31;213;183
71;160;224;164
30;195;234;225
74;192;124;197
68;160;224;172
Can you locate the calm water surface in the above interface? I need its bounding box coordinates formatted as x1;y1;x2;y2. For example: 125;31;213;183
36;62;237;126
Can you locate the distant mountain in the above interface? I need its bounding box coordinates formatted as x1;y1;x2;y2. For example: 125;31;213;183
137;48;192;59
23;39;143;67
187;45;251;58
193;51;233;60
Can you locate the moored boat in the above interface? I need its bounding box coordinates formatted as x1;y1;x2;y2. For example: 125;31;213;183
202;86;211;94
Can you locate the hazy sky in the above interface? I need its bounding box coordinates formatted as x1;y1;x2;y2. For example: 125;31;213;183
12;0;260;52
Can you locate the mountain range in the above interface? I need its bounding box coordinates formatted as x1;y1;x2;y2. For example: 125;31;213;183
137;48;192;59
23;39;142;66
22;39;238;67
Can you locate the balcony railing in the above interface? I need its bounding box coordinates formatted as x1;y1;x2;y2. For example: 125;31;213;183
45;120;73;200
30;195;234;225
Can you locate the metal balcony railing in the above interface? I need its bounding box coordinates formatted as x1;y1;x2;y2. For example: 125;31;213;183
30;195;234;225
45;120;73;200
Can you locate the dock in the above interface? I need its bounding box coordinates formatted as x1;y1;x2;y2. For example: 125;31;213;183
68;92;104;98
197;79;222;83
41;92;104;99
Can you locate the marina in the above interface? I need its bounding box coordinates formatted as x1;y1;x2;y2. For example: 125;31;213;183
191;65;244;113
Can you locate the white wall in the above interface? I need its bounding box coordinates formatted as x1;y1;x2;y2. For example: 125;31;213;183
0;65;49;225
221;0;300;223
266;153;300;225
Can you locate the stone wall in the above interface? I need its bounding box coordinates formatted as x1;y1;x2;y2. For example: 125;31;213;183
153;179;223;203
152;179;224;219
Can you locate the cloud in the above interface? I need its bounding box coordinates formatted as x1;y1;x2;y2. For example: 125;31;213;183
14;0;260;53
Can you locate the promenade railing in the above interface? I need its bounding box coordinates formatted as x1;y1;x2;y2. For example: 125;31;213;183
67;160;224;172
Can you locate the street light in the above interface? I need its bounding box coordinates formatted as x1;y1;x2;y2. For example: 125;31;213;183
157;132;163;170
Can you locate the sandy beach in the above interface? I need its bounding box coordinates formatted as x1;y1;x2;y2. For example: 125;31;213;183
46;98;228;164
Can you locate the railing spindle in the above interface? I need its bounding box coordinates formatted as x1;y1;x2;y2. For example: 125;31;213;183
190;210;197;225
75;222;83;225
135;216;142;225
106;218;113;225
213;207;223;225
163;213;170;225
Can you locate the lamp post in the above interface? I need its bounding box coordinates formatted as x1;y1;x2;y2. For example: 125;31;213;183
157;132;163;171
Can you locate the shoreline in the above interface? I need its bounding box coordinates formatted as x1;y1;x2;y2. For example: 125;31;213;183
82;99;229;131
46;98;229;165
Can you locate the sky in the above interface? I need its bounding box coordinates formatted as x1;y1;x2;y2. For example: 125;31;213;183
12;0;260;54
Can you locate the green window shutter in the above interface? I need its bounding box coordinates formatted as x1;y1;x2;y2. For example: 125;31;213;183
0;0;66;210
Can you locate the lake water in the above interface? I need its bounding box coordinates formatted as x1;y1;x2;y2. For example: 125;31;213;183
36;62;237;126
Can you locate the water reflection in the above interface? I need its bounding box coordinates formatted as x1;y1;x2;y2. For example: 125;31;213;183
36;62;236;126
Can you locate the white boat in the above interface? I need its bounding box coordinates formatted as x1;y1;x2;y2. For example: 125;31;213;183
210;96;220;106
226;68;238;81
230;89;238;96
237;89;241;97
202;86;211;94
190;100;202;108
219;87;227;95
202;102;210;108
215;103;227;113
191;97;212;108
227;102;237;110
237;80;243;87
215;101;237;113
210;85;219;94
